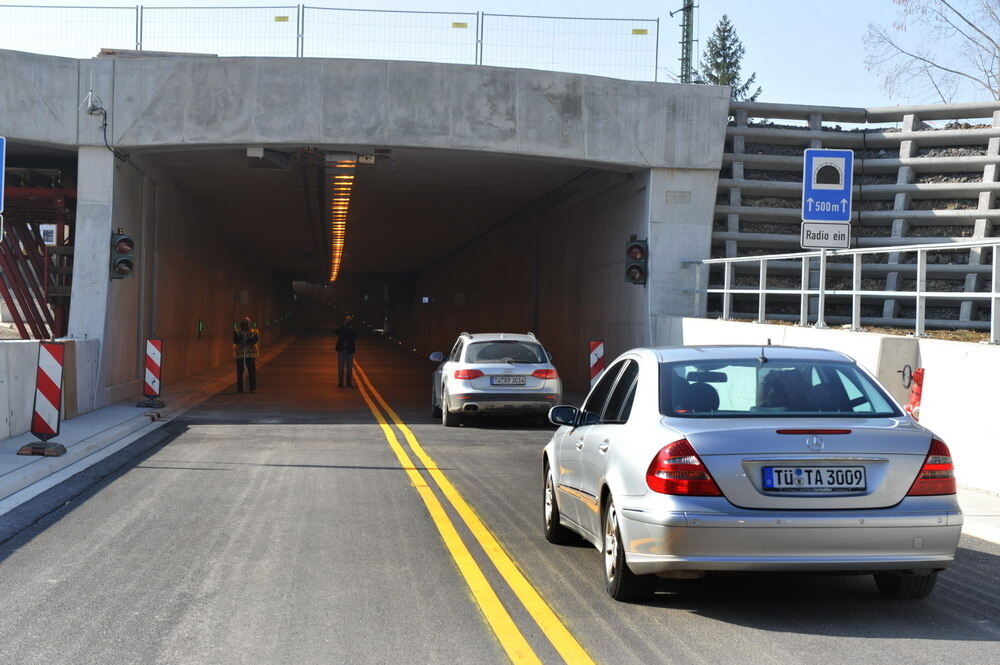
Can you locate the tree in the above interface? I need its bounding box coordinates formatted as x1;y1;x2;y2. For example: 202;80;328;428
864;0;1000;102
696;15;762;102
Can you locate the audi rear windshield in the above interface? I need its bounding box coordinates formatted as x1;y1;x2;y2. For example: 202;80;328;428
466;341;546;364
659;359;901;418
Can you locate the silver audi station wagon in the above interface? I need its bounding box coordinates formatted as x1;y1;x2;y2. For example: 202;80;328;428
430;332;563;426
543;346;962;602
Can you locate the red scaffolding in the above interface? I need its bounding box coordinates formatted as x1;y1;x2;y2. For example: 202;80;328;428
0;187;75;339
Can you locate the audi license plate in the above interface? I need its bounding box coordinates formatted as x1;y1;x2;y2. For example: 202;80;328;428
491;376;526;385
762;466;866;492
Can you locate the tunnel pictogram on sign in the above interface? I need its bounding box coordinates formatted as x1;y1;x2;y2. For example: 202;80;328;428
137;338;166;409
589;340;605;387
19;341;68;457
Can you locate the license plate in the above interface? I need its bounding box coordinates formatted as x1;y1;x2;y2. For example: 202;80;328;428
762;466;866;492
490;375;526;385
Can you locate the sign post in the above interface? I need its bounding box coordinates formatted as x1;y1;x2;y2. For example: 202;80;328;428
801;148;855;328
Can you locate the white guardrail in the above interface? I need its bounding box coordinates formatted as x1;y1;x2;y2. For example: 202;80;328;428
691;240;1000;344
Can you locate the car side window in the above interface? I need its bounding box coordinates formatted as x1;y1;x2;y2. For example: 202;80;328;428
449;340;463;362
602;360;639;424
583;361;625;418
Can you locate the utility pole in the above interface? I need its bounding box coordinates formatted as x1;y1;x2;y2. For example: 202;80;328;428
669;0;697;83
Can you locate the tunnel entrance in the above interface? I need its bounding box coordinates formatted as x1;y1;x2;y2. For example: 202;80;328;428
132;145;647;391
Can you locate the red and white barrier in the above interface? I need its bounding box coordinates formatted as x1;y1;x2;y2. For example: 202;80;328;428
20;341;67;456
589;340;605;387
144;338;163;397
138;338;166;408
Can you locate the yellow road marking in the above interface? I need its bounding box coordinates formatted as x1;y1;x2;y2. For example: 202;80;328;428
355;363;597;665
355;379;542;665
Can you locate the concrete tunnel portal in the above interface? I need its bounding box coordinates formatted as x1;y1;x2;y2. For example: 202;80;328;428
0;50;730;401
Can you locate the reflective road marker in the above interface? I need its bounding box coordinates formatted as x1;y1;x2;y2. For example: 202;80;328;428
355;362;597;665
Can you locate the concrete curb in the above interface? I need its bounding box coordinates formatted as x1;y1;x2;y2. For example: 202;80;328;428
0;338;294;516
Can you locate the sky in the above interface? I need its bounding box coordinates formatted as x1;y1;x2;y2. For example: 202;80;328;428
0;0;960;108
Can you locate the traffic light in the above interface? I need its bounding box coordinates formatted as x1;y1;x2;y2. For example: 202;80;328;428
625;238;648;285
110;231;135;279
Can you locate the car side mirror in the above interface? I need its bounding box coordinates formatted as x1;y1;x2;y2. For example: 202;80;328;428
548;405;579;427
429;351;445;363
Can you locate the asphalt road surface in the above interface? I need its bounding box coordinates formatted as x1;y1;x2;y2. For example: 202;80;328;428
1;323;998;664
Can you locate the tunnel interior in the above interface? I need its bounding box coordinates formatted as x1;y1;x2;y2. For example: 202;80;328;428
102;145;651;393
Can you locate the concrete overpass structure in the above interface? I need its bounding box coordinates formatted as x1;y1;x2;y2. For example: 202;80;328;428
0;48;728;402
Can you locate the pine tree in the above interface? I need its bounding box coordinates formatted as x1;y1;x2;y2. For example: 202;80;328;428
696;15;762;102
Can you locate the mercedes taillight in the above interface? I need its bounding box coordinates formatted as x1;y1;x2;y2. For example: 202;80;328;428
907;438;956;496
646;439;722;496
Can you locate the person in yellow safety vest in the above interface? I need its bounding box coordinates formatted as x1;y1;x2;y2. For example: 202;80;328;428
233;316;260;394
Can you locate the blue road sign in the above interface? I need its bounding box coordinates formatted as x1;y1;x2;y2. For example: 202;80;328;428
801;148;853;222
0;136;5;213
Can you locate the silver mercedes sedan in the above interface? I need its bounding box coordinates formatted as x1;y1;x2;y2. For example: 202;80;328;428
543;346;962;602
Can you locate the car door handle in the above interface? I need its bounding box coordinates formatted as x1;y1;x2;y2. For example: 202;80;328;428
599;440;610;454
575;440;584;450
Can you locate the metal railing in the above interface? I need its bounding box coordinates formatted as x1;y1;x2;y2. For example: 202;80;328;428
0;4;660;81
693;240;1000;343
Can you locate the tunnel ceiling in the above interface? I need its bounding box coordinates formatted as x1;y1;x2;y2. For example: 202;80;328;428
146;147;589;277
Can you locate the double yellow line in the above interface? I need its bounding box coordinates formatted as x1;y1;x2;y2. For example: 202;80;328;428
353;362;595;665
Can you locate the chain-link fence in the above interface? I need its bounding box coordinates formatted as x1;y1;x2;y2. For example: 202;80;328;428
0;4;660;81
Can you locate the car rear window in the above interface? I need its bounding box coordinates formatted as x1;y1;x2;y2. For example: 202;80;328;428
466;341;546;364
659;359;901;418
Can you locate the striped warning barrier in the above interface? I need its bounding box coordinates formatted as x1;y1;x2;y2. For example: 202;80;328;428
19;341;67;457
137;338;166;408
589;339;605;388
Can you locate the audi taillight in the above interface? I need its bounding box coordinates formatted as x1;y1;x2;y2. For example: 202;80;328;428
646;439;722;496
532;369;558;379
454;369;484;380
907;438;956;496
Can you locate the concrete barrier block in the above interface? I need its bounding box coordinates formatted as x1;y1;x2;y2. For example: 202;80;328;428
2;340;39;438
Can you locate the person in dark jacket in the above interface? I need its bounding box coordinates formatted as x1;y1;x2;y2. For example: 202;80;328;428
233;316;260;393
334;315;357;388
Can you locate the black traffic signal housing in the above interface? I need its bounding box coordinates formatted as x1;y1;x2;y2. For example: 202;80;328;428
625;238;648;285
110;231;135;279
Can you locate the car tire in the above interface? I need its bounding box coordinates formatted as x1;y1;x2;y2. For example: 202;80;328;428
543;464;574;545
874;571;938;599
441;391;460;427
603;497;656;602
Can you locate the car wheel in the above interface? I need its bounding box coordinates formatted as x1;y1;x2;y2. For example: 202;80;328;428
441;391;460;427
874;571;938;599
543;464;574;545
604;497;656;602
431;383;442;418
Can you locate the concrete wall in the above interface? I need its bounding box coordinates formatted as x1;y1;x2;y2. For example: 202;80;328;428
0;338;100;440
663;317;999;495
916;340;1000;496
0;49;729;170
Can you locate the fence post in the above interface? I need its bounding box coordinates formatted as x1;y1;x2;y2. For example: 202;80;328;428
851;253;862;331
136;5;142;51
476;12;483;65
756;259;767;323
297;5;304;57
799;256;809;326
722;262;732;320
915;248;927;337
